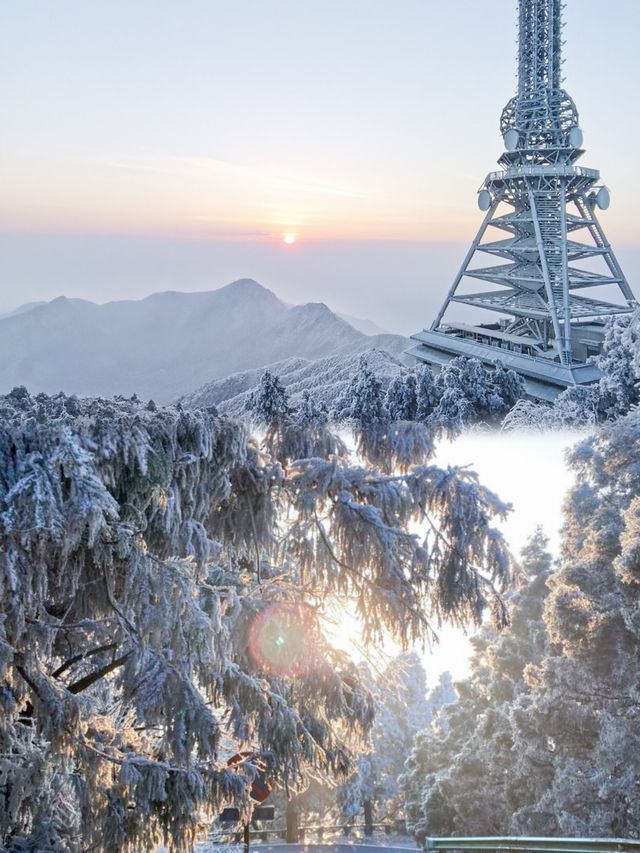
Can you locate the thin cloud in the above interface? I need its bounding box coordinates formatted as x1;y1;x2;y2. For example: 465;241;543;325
109;154;370;200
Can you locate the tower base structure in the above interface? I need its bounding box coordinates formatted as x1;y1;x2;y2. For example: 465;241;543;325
408;326;603;402
410;161;636;402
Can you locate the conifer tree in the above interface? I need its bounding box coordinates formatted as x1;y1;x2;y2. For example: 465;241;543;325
401;528;552;838
333;357;431;470
339;653;431;824
245;369;290;425
0;387;511;852
509;416;640;837
504;312;640;431
415;366;439;423
431;358;524;433
333;356;388;434
385;374;418;422
596;312;640;419
248;376;341;464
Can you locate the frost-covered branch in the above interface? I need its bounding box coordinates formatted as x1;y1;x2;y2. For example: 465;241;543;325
0;386;512;852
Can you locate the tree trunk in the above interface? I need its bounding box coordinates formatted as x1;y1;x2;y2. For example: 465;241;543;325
363;799;374;837
285;804;299;843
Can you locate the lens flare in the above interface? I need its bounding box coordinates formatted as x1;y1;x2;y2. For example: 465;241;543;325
248;602;317;677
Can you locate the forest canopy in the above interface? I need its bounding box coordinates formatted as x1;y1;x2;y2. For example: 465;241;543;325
403;409;640;838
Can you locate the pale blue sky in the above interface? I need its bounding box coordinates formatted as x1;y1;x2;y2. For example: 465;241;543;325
1;0;638;328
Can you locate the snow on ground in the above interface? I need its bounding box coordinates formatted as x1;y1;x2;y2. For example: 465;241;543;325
194;837;419;853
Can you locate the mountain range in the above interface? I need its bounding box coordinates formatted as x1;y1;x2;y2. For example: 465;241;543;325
0;279;408;403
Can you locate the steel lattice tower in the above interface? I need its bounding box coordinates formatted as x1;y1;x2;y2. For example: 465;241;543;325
409;0;636;400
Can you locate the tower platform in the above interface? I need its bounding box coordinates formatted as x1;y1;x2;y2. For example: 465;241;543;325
408;328;602;402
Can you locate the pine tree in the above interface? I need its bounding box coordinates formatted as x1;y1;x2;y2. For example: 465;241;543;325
596;312;640;419
333;356;387;429
490;361;526;412
333;356;408;469
247;374;340;464
503;387;599;431
430;358;524;434
401;528;552;839
339;653;431;824
509;415;640;837
415;366;440;423
385;374;417;422
0;387;512;852
246;369;290;425
504;312;640;431
425;672;457;734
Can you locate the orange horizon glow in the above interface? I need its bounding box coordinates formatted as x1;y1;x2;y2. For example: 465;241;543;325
2;149;637;245
2;215;639;247
0;206;501;244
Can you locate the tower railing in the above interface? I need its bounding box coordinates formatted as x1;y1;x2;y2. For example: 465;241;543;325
425;838;640;853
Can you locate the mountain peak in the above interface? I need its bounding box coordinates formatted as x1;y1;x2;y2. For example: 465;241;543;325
220;278;276;298
0;280;405;403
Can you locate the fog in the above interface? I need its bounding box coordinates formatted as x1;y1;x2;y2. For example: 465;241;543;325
3;232;639;337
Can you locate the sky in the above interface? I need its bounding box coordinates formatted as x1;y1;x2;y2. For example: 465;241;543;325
1;0;639;330
426;430;578;680
329;430;579;681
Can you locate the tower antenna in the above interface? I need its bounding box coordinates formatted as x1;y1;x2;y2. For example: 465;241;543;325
409;0;635;400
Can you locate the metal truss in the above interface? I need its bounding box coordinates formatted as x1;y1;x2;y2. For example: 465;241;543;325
411;0;636;398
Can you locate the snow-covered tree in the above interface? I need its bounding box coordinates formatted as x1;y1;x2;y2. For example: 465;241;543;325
415;366;439;423
333;356;387;427
425;672;457;735
401;528;552;839
491;361;527;410
502;387;599;432
245;369;290;425
504;311;640;431
0;386;512;852
405;412;640;839
247;374;341;464
431;358;524;435
339;653;431;824
336;356;524;439
508;416;640;837
385;374;417;422
596;312;640;419
333;357;434;470
332;356;390;462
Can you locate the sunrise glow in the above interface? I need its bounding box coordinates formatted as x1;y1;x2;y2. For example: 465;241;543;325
283;233;298;245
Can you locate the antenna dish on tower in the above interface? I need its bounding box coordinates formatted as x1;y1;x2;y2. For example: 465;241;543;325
478;190;493;211
568;127;583;148
596;187;611;210
503;129;519;151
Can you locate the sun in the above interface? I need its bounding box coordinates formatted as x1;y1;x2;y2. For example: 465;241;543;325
321;599;378;663
283;233;297;246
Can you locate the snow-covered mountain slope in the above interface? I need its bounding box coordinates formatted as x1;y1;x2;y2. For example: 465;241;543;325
0;301;47;320
181;347;408;416
0;279;408;402
336;312;390;336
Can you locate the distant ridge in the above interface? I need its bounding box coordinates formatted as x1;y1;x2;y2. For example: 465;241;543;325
180;347;407;416
0;280;408;402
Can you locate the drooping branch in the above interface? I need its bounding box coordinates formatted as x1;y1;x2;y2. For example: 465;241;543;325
51;642;119;679
67;651;132;695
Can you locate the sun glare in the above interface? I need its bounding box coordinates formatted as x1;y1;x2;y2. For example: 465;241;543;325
283;232;297;245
